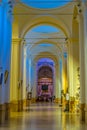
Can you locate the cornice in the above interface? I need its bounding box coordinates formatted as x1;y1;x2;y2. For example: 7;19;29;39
12;38;23;44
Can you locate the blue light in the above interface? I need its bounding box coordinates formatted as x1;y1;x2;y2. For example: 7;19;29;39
37;58;54;66
64;52;67;58
39;43;53;47
59;59;62;74
32;25;59;33
21;0;71;9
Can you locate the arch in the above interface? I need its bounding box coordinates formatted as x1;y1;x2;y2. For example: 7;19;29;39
34;51;59;65
20;16;70;38
32;51;60;99
26;39;63;56
37;58;55;78
37;58;54;70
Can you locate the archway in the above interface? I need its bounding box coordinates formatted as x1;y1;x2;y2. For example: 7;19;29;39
11;3;69;112
36;58;54;102
0;0;87;125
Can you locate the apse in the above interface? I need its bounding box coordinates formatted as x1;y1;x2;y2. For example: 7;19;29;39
36;58;55;101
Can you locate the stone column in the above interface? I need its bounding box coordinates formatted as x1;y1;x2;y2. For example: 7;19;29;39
79;8;86;121
68;42;74;112
55;63;59;103
58;64;61;101
29;58;32;92
0;0;13;123
62;53;68;109
59;58;62;104
68;36;79;112
19;42;24;110
82;2;87;122
62;53;67;94
68;42;74;98
25;56;29;91
23;47;27;102
31;62;35;93
24;53;30;107
31;63;37;102
10;38;22;111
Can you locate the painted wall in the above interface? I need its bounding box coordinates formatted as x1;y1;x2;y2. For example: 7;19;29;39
38;78;53;97
0;1;12;104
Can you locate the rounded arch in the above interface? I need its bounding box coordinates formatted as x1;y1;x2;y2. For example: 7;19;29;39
26;39;63;55
20;16;70;37
37;57;54;71
34;51;59;66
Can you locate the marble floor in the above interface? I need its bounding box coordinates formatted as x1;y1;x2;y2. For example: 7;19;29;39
0;103;87;130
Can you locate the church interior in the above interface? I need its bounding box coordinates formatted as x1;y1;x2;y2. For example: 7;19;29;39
0;0;87;129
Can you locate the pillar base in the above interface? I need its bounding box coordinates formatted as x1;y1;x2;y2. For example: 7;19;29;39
80;103;85;122
10;101;18;112
84;104;87;123
10;100;23;112
5;103;10;120
31;98;36;103
55;98;61;104
55;98;58;103
61;97;66;110
0;104;6;124
23;99;27;107
69;99;75;112
0;103;10;124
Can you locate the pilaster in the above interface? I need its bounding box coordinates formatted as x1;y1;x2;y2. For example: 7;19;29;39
83;6;87;123
67;43;72;112
23;46;27;101
68;42;74;98
10;38;23;112
55;63;60;103
61;53;68;109
32;63;37;99
29;58;32;91
79;10;85;121
55;64;58;102
62;54;67;94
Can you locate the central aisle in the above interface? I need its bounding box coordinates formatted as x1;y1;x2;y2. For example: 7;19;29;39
0;103;87;130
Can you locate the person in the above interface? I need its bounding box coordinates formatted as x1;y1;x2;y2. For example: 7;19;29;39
64;92;69;112
66;92;69;101
52;96;55;102
50;96;52;102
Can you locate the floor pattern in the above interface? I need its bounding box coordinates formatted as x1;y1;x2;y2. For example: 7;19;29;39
0;103;87;130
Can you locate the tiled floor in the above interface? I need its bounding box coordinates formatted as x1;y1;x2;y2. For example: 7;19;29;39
0;103;87;130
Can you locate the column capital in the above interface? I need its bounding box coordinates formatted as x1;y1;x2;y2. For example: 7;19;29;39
69;37;79;43
12;38;22;44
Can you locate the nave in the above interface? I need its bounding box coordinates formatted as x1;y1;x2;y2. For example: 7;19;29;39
1;0;87;125
0;103;87;130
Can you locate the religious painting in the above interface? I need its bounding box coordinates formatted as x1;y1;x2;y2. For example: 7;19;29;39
4;70;9;84
0;73;3;85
